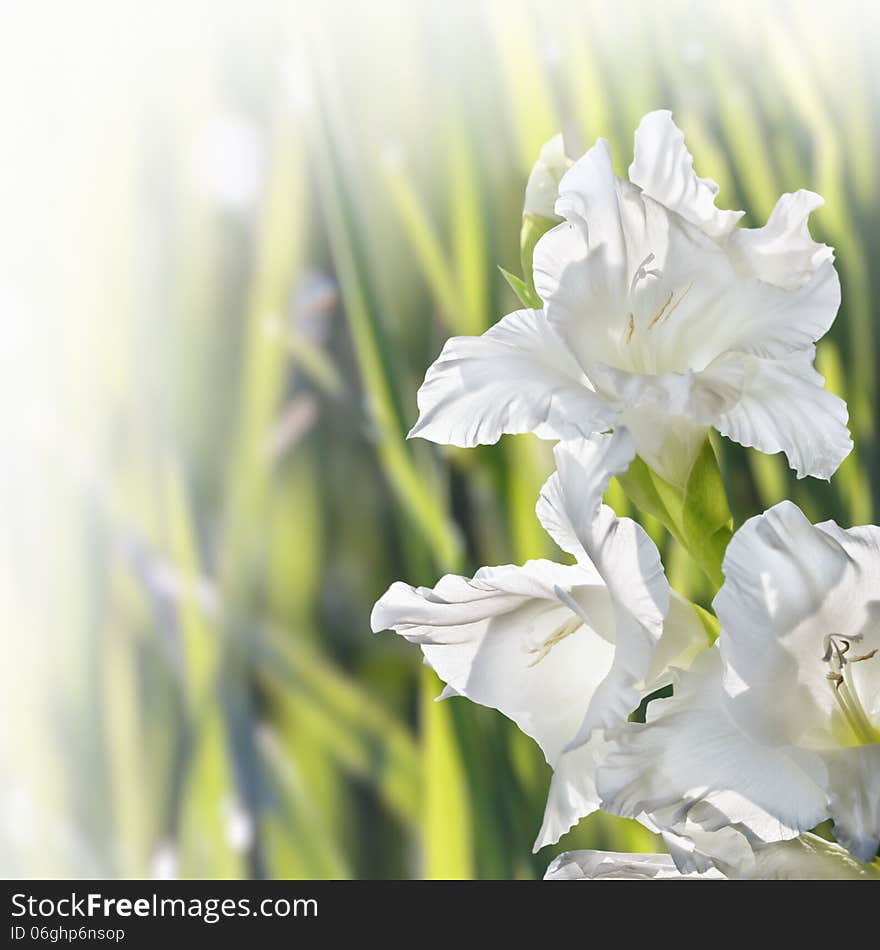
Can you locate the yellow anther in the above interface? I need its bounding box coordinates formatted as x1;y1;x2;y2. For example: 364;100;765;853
647;291;674;330
527;616;584;667
663;280;694;322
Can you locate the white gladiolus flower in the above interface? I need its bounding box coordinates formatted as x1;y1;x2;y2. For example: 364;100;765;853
371;429;711;849
409;110;850;488
598;501;880;863
545;833;880;881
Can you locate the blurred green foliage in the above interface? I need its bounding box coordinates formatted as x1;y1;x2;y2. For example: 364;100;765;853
4;0;878;879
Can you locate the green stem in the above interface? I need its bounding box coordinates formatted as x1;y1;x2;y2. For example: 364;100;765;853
617;438;732;592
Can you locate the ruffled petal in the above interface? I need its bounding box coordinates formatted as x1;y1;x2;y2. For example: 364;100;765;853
537;432;669;734
533;736;608;851
705;259;841;361
544;849;723;880
699;349;851;479
408;309;616;447
534;428;637;561
546;833;880;880
371;559;613;764
629;110;744;240
597;648;829;842
728;190;833;290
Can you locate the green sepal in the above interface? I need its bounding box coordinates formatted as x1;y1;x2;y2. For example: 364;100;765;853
690;601;721;644
519;211;558;299
498;211;558;310
498;266;542;310
618;437;733;591
681;438;733;589
616;456;686;548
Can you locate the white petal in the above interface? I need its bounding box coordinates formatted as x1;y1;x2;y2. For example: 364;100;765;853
408;309;616;447
371;573;548;641
534;736;607;851
660;823;755;876
598;648;829;841
587;362;698;418
643;592;714;692
714;502;876;746
699;349;851;480
524;133;572;220
746;833;880;880
665;827;880;879
728;190;833;290
535;428;637;561
553;139;633;276
540;137;677;322
822;746;880;863
544;849;724;880
615;405;710;489
629;110;744;240
372;559;614;765
620;252;842;368
711;259;841;360
531;220;630;370
537;433;669;734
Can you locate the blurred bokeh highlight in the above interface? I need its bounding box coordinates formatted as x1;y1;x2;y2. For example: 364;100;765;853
2;0;879;878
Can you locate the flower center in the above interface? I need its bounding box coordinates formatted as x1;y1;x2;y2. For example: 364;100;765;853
822;633;880;745
622;260;695;349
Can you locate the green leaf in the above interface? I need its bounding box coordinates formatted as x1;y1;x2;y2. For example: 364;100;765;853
421;666;474;879
257;726;353;879
382;157;461;331
254;629;422;830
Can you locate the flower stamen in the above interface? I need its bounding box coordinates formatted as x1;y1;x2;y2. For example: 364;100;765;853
661;280;694;322
647;291;674;330
528;586;594;667
527;615;584;667
822;633;880;745
648;280;695;331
